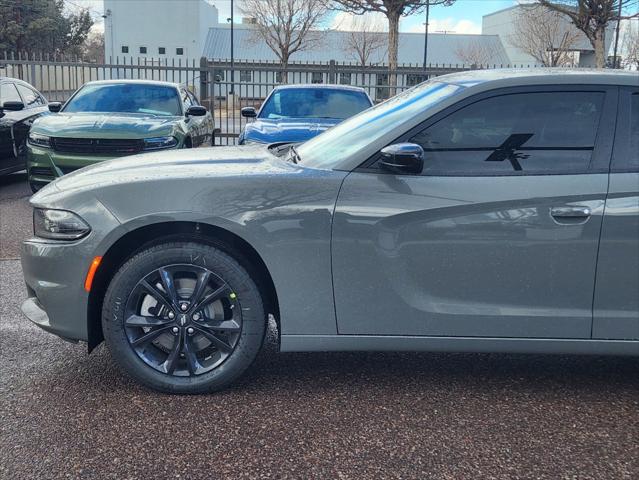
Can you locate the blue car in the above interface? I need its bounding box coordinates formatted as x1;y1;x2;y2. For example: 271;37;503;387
238;85;373;145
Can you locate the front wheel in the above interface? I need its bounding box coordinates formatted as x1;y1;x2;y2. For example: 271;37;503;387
102;241;266;393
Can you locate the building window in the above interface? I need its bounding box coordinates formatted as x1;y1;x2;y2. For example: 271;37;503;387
240;70;252;82
176;47;184;55
121;46;129;54
158;47;166;55
139;46;147;54
311;72;323;84
339;73;351;85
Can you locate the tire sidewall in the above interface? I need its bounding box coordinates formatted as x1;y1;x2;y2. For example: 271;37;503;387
102;242;265;393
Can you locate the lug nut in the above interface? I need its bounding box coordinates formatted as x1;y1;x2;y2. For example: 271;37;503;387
180;303;188;311
192;313;201;321
171;327;179;334
186;327;195;335
167;311;175;320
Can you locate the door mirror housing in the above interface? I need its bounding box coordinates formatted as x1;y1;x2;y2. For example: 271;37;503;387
186;105;207;117
2;101;25;111
48;102;62;113
379;143;424;174
241;107;257;118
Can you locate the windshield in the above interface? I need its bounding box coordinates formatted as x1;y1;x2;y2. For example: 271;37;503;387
259;88;372;120
64;83;182;116
297;81;464;169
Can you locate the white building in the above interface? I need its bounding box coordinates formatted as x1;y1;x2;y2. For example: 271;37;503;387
482;4;615;67
103;0;220;63
103;0;510;67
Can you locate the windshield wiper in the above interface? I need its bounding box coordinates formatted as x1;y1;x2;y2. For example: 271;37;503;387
288;145;301;164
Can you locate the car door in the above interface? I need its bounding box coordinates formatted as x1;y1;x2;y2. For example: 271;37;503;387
13;83;48;164
593;87;639;340
0;82;27;172
332;85;617;339
181;88;204;146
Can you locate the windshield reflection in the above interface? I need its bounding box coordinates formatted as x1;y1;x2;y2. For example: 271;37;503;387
297;81;464;169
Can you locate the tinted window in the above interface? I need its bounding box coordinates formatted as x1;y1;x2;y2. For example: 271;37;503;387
64;83;181;116
1;83;22;104
16;84;44;107
410;92;604;175
629;94;639;170
259;88;371;120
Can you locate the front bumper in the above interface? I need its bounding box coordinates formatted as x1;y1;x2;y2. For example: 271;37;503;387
21;297;79;343
27;145;118;187
21;239;94;342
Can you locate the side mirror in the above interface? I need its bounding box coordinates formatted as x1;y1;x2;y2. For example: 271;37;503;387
186;105;207;117
48;102;62;113
379;143;424;174
2;101;25;111
241;107;257;118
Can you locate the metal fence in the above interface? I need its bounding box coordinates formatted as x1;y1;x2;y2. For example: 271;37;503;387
1;52;539;145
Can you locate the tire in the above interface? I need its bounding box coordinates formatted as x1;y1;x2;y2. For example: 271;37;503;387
102;241;266;393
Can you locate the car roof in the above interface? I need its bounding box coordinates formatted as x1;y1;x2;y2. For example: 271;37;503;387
437;68;639;88
81;79;181;88
0;76;38;87
272;84;368;93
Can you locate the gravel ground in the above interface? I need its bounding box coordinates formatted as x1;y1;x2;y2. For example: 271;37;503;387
1;174;638;479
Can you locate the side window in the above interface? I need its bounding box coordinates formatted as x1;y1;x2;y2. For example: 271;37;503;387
1;83;23;105
409;91;605;175
629;93;639;170
16;84;43;107
181;89;193;109
187;91;199;106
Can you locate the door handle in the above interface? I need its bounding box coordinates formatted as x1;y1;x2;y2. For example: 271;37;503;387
550;206;592;219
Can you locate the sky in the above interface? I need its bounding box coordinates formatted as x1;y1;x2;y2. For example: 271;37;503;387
69;0;521;36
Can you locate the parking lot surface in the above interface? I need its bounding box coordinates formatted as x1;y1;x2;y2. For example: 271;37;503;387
1;173;638;479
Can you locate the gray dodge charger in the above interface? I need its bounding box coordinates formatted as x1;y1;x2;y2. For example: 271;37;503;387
21;69;639;393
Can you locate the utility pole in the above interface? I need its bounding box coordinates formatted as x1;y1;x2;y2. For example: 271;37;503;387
423;2;430;71
612;0;623;68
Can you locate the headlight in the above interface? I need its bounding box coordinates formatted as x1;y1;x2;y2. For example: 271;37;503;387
33;208;91;240
28;132;51;148
143;136;178;151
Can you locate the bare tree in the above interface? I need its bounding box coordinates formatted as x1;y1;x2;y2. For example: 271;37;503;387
537;0;639;68
510;4;581;66
454;41;499;67
332;1;455;89
82;29;105;63
240;0;329;80
343;16;388;66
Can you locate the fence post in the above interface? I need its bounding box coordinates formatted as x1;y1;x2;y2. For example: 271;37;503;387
329;59;336;84
199;56;208;103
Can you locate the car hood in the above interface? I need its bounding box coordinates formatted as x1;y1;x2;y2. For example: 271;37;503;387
32;112;181;138
34;145;293;198
243;117;341;144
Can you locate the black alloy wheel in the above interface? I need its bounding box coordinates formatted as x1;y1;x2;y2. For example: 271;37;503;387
102;242;266;393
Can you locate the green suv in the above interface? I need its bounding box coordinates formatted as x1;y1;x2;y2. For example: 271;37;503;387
27;80;214;192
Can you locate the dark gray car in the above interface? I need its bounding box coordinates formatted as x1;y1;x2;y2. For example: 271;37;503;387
21;69;639;393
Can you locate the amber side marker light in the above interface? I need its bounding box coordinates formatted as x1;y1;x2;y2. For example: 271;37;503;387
84;256;103;292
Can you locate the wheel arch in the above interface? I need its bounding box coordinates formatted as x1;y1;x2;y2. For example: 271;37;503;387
87;221;280;352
